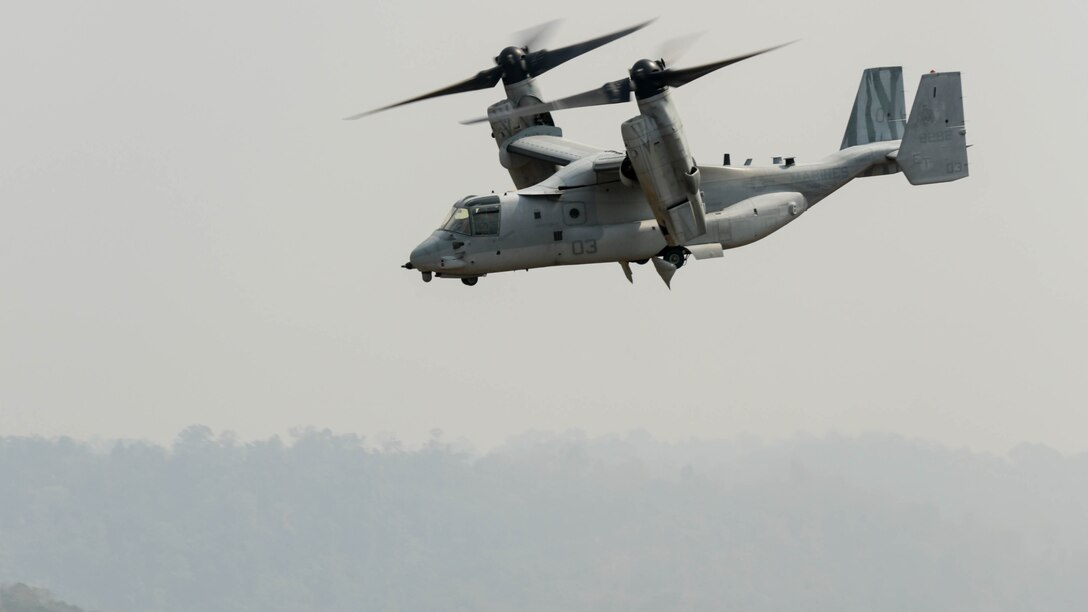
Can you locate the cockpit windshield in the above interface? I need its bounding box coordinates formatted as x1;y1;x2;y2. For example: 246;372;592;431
441;195;501;236
442;207;472;234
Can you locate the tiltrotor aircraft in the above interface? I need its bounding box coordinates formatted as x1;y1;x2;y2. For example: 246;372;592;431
348;21;968;287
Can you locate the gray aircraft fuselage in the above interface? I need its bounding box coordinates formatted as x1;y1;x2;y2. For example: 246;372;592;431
408;142;897;277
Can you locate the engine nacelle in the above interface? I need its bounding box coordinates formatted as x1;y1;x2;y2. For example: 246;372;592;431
620;89;706;245
489;78;562;189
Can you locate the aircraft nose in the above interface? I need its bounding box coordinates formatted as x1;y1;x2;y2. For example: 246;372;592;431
409;235;440;271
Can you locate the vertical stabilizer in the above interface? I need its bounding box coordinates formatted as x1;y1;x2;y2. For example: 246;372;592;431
841;67;906;149
898;72;968;185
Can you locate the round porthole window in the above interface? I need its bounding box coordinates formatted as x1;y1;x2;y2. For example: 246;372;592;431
569;208;581;219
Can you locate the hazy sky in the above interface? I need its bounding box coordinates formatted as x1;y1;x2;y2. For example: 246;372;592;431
2;0;1085;453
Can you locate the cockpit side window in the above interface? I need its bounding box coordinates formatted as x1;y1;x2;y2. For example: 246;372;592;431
471;205;500;236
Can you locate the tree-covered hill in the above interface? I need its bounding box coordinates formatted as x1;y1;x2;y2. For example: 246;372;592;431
2;427;1086;611
0;583;87;612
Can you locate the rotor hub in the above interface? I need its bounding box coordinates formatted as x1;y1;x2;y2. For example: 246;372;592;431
497;46;530;83
629;58;667;99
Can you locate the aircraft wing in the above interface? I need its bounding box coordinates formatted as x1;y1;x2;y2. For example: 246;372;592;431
505;134;604;166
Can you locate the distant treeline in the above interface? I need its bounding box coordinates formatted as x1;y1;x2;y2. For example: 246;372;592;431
0;583;86;612
2;427;1087;612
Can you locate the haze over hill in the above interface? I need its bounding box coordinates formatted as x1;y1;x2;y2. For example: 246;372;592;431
0;584;88;612
2;428;1086;611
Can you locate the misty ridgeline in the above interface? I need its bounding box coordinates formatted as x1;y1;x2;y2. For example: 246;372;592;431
0;583;86;612
2;426;1087;612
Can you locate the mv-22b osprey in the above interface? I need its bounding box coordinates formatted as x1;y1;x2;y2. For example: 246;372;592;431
347;21;969;287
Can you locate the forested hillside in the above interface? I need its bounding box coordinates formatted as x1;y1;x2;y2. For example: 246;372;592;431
2;427;1086;611
0;583;87;612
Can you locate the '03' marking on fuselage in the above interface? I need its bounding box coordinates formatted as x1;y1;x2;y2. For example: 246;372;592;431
570;240;598;256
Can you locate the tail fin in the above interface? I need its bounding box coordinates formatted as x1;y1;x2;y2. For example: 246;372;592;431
897;72;969;185
841;67;907;149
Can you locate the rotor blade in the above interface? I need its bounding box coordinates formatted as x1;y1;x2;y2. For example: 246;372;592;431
515;18;564;52
343;66;503;120
657;31;706;68
526;19;655;76
461;78;633;125
659;40;795;89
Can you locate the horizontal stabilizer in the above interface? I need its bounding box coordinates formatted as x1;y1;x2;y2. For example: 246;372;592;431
898;72;969;185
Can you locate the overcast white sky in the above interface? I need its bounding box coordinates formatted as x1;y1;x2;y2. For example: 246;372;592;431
2;0;1085;453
